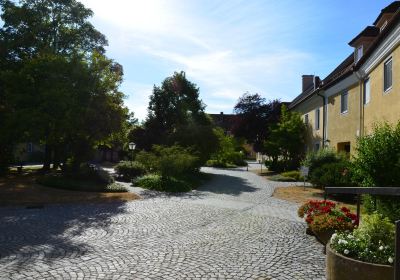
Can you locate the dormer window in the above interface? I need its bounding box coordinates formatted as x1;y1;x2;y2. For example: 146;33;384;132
355;45;363;62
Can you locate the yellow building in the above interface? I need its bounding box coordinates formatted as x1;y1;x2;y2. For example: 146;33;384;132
289;1;400;156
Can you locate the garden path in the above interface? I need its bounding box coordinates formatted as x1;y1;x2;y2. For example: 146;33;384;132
0;165;325;279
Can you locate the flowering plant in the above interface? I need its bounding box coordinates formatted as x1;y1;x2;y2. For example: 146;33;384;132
330;213;395;265
298;200;358;233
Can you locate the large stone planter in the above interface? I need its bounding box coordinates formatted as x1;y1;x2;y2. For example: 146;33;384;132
326;242;394;280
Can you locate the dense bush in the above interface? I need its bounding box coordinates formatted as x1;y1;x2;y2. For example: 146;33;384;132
136;145;200;179
115;161;146;181
309;161;353;188
208;128;246;167
330;213;395;265
303;149;352;188
134;174;192;193
37;174;126;192
353;122;400;221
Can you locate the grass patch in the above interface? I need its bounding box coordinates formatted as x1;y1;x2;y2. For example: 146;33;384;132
273;186;359;213
268;174;296;182
37;174;127;193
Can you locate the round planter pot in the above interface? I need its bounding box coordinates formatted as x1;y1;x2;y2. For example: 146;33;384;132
326;242;394;280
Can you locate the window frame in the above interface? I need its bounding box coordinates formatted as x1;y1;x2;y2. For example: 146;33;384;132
315;108;320;130
340;91;349;114
384;57;393;93
363;77;370;105
304;114;309;125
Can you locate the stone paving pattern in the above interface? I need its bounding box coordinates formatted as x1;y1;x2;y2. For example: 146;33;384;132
0;165;325;279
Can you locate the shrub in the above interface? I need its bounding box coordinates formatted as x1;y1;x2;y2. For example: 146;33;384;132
115;161;146;181
281;170;303;181
330;213;395;265
264;159;287;173
136;145;200;179
298;200;358;233
303;149;352;188
208;128;246;167
134;174;192;192
352;122;400;221
37;174;126;192
309;161;354;188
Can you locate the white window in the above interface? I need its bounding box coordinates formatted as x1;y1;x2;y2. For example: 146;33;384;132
341;91;348;114
315;108;320;130
356;45;363;62
363;78;370;105
384;58;392;92
304;114;309;125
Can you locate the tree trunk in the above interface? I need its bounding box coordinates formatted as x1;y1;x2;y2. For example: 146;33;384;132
42;144;52;171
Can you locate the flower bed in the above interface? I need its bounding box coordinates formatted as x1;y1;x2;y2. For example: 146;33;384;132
298;200;358;244
329;214;395;265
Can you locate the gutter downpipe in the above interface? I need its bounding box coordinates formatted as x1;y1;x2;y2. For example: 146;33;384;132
316;89;326;147
355;69;364;138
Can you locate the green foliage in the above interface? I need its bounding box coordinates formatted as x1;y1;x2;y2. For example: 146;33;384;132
207;128;246;167
0;0;129;171
310;161;353;188
134;174;192;193
37;174;126;192
268;174;296;182
115;161;146;181
302;149;352;187
330;213;395;265
264;105;306;171
132;72;216;165
280;170;303;181
353;122;400;221
233;93;281;151
136;145;200;179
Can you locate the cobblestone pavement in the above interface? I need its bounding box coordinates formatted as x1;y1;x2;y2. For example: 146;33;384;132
0;166;325;279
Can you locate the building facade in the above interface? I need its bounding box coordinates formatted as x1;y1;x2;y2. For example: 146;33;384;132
289;1;400;156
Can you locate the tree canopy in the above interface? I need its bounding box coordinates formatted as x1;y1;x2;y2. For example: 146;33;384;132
0;0;130;172
232;93;281;151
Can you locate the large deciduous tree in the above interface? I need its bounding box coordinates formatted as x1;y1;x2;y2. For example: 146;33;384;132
131;71;218;164
232;93;281;151
0;0;129;171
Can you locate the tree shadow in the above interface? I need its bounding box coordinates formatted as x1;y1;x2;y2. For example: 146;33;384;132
197;173;258;196
0;201;128;268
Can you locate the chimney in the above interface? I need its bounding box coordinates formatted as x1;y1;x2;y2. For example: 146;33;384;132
302;75;315;92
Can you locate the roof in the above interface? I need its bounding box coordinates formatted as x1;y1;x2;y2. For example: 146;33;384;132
373;1;400;25
355;9;400;70
348;26;380;46
321;53;354;90
289;54;354;110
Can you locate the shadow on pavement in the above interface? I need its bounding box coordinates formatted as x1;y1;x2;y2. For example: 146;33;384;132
197;173;258;196
0;202;127;268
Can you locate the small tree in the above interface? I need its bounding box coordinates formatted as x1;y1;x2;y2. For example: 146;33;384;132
264;105;306;171
353;122;400;221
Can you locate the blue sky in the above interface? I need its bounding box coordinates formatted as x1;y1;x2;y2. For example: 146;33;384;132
80;1;392;120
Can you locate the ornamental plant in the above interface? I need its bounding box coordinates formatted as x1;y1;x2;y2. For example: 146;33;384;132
330;213;395;265
298;200;358;233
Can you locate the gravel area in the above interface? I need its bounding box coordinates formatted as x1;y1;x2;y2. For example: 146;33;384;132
0;165;325;279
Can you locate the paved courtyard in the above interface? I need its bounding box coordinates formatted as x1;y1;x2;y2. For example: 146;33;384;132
0;166;325;279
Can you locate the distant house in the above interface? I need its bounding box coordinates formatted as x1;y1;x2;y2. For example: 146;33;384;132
208;112;237;135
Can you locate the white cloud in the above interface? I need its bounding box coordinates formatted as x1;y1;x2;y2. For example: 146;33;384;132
80;0;316;120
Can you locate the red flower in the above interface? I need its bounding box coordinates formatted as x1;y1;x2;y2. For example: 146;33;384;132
341;206;350;213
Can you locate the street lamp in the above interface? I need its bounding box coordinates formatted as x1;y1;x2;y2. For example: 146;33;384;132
128;142;136;163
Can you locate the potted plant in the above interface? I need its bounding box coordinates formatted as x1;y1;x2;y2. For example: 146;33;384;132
298;200;358;244
327;213;394;280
